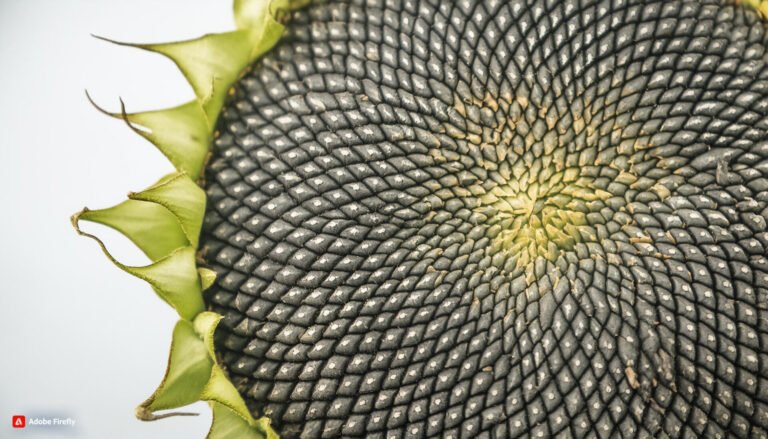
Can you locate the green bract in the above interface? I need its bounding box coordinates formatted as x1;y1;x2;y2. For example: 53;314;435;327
72;0;307;437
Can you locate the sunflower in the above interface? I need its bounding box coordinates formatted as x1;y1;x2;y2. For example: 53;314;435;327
76;0;768;437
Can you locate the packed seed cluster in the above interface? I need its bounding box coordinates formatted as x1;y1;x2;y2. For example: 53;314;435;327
201;0;768;437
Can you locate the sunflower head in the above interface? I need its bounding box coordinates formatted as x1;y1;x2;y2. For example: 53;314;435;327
77;0;768;438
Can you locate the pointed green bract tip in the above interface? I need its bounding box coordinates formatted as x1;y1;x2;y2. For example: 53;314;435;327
128;172;206;248
208;402;278;439
139;320;213;414
77;200;188;261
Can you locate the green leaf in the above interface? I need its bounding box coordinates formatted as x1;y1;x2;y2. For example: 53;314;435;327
120;100;210;180
207;402;277;439
193;311;223;359
137;320;214;418
91;0;308;177
85;93;209;180
77;199;188;262
71;210;205;320
129;172;206;248
72;172;205;320
139;31;253;125
193;312;276;435
202;366;254;424
127;246;205;321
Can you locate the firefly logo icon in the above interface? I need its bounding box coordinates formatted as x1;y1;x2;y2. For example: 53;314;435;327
12;415;25;428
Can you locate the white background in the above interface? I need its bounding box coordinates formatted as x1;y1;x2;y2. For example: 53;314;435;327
0;1;242;438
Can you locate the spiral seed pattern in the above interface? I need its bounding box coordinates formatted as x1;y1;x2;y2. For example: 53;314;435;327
201;1;768;437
